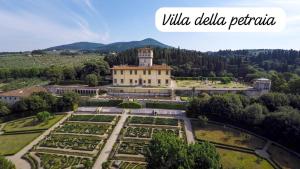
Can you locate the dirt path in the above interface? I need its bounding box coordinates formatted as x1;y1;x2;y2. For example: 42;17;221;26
92;111;128;169
7;112;72;169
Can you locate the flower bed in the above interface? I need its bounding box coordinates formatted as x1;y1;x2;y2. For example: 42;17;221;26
69;115;115;122
55;122;110;135
36;153;93;169
39;134;102;151
129;116;178;126
117;141;149;155
114;161;146;169
154;118;178;126
129;117;154;124
153;128;179;136
124;127;152;138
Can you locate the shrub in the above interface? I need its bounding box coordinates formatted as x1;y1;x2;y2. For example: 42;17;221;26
118;102;142;109
102;161;110;169
36;111;51;122
146;102;186;110
0;156;16;169
79;99;123;107
198;115;208;127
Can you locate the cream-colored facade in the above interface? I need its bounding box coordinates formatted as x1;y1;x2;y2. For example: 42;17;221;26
111;48;172;87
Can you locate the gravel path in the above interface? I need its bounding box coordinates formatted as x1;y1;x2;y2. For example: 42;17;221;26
92;111;128;169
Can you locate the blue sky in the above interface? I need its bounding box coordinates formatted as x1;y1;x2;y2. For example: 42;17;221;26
0;0;299;52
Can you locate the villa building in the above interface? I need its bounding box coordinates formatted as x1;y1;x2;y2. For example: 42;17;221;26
111;48;172;87
0;86;47;105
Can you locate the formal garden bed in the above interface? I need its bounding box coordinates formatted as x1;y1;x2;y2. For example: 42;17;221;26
55;122;111;135
111;160;146;169
36;153;94;169
68;114;116;123
3;114;65;132
124;126;180;139
128;116;179;126
39;134;103;151
24;114;120;168
116;140;149;156
108;115;186;168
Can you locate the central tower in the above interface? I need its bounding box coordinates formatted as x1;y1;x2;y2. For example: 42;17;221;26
138;48;153;66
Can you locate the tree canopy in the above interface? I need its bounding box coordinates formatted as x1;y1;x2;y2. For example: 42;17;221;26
145;132;220;169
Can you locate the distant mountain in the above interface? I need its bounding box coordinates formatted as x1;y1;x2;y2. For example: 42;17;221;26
46;42;104;51
97;38;172;52
45;38;172;52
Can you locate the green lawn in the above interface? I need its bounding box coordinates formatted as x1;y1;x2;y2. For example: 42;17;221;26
0;115;65;155
0;132;42;155
3;114;65;132
268;144;300;169
217;148;274;169
176;80;248;89
192;120;266;150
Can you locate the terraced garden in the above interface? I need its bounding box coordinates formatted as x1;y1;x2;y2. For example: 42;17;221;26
23;114;119;169
191;120;266;150
108;116;185;168
191;120;276;169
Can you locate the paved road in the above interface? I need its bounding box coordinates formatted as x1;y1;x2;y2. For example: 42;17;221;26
7;112;72;169
92;111;128;169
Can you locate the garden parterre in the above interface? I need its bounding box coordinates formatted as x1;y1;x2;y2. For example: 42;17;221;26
24;114;119;169
68;114;116;122
129;116;179;126
108;116;185;168
55;122;110;135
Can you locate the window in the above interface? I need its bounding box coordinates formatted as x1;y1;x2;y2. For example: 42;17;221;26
158;79;161;84
130;70;132;75
121;70;124;75
143;80;146;84
130;79;133;83
114;79;117;83
143;70;146;75
135;80;137;83
166;70;169;75
135;70;137;75
121;79;124;83
158;70;161;75
166;79;169;84
148;79;151;84
148;70;151;75
114;70;117;75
